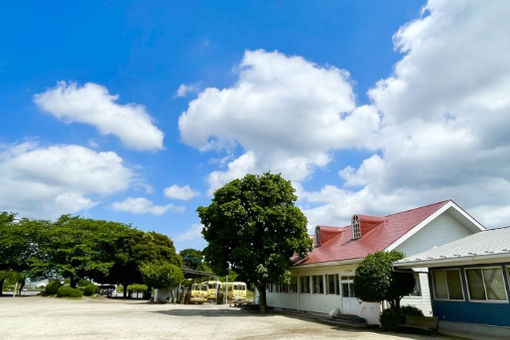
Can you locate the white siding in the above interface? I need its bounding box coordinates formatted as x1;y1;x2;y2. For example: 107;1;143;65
401;271;432;316
395;211;474;258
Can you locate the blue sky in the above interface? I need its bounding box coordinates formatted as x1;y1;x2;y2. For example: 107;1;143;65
2;0;510;250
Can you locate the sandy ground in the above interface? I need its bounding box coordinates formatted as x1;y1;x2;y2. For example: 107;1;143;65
0;296;458;340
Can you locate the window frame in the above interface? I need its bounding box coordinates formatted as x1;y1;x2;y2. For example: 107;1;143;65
409;272;422;297
431;268;465;301
300;275;310;294
312;275;324;294
464;266;508;303
326;273;339;295
340;275;356;298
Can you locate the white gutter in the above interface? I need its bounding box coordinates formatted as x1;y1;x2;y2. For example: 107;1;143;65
394;252;510;269
293;258;362;269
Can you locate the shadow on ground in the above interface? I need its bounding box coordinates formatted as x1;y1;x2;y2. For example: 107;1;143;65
152;308;266;318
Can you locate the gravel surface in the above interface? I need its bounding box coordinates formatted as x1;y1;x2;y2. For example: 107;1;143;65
0;296;458;340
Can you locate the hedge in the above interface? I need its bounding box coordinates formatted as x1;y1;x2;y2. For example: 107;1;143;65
56;286;82;298
43;280;62;295
380;306;423;331
82;284;100;296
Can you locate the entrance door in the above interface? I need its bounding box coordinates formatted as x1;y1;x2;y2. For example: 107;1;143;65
340;276;356;314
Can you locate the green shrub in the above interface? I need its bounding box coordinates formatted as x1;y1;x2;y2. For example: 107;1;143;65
43;280;62;295
380;306;423;332
56;286;82;298
127;284;148;292
82;284;100;296
78;279;91;287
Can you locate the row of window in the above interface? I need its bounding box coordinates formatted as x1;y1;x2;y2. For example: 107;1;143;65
266;274;356;297
432;266;509;302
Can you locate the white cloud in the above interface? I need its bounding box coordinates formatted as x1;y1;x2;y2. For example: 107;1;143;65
163;184;200;201
34;82;164;151
175;83;200;98
175;223;204;242
300;0;510;228
0;143;132;218
111;197;185;215
179;50;380;192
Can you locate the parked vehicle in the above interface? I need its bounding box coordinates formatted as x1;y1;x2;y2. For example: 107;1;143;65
190;282;208;303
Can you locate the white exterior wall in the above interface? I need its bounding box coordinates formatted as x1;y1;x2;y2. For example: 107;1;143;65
400;271;432;316
266;264;381;324
395;211;473;258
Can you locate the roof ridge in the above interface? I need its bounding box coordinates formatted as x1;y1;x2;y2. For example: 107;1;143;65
383;199;449;218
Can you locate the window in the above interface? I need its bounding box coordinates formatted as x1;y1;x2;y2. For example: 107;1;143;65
312;275;324;294
340;276;356;297
432;269;464;300
300;276;310;294
466;267;507;302
326;274;339;295
410;273;422;296
351;215;361;239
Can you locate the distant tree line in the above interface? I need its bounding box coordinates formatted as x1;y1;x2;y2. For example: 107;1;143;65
0;211;182;297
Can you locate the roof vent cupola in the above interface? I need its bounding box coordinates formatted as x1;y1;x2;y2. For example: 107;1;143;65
315;226;321;247
351;215;361;240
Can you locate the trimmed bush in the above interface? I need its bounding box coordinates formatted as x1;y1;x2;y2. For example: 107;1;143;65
380;306;423;332
127;284;148;293
43;280;62;295
56;286;82;298
82;284;100;296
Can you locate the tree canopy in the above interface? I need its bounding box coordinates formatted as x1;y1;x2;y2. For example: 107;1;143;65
0;212;181;297
198;172;312;312
353;250;415;308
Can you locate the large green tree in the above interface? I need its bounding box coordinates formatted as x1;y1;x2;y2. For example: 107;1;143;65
198;173;312;312
353;250;415;308
0;213;48;294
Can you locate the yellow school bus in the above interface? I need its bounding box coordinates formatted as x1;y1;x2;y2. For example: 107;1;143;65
190;282;208;303
205;281;247;302
222;281;247;302
207;280;221;301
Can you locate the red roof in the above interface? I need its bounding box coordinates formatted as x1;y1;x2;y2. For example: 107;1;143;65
294;200;449;266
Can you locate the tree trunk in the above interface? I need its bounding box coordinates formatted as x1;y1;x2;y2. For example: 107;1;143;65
123;283;128;298
256;284;267;313
0;278;4;296
18;280;25;296
70;278;77;288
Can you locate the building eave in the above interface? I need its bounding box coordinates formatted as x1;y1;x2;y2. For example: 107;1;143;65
394;252;510;269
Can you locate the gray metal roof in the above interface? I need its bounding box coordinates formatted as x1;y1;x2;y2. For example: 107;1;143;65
395;226;510;267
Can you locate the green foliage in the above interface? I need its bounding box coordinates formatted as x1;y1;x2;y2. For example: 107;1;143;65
78;279;92;287
379;306;424;331
198;172;312;311
0;210;182;297
354;250;415;308
139;262;184;289
82;284;100;296
180;248;204;269
127;284;148;292
43;280;62;295
56;286;82;298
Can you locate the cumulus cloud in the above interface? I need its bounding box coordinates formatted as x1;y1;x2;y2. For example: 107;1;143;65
111;197;185;215
175;223;204;242
179;49;380;191
175;83;200;98
34;82;164;151
163;184;200;201
301;0;510;228
0;143;132;218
